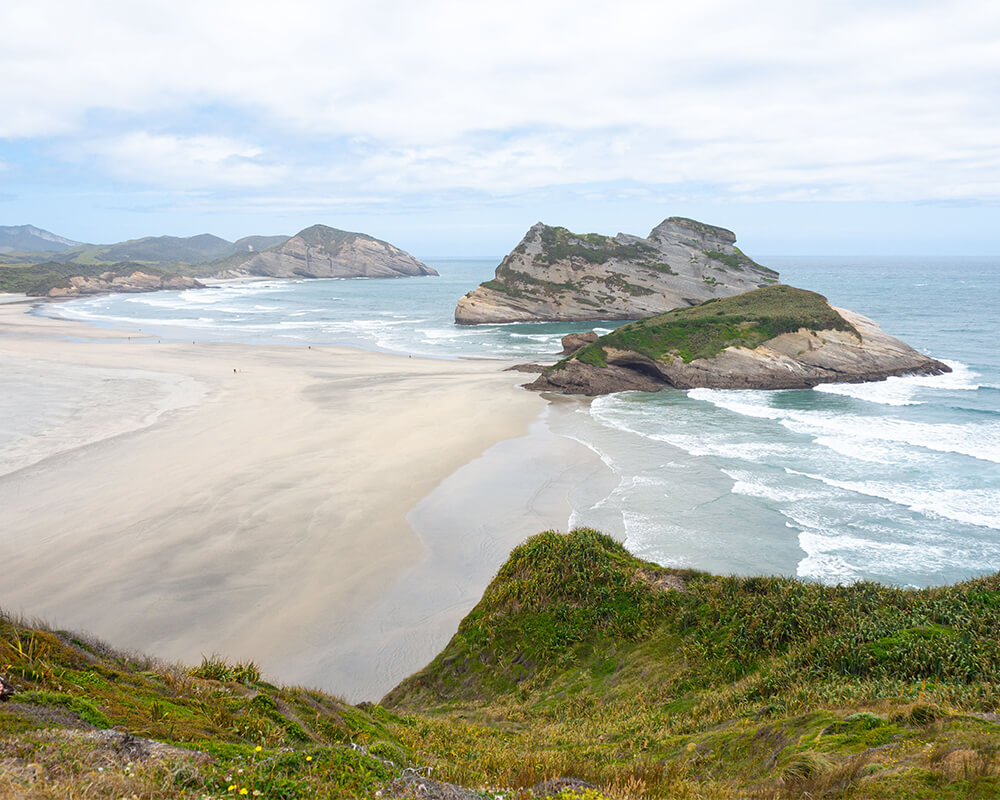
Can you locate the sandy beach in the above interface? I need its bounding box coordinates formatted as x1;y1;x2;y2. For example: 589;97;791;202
0;301;606;700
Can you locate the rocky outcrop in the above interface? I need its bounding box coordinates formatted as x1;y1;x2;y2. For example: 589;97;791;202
234;224;437;279
560;331;599;354
455;217;778;324
42;271;203;298
527;286;950;395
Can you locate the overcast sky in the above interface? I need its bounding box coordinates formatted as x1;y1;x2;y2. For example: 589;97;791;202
2;0;998;256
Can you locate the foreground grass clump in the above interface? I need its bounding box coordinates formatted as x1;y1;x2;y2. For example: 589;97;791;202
569;285;858;365
385;529;1000;798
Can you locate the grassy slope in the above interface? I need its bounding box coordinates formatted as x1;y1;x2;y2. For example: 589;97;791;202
384;530;1000;798
5;529;1000;798
0;617;406;799
568;285;858;366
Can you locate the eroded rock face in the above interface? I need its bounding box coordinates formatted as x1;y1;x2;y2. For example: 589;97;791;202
455;217;778;324
527;307;950;395
44;272;203;297
236;224;437;279
560;331;599;354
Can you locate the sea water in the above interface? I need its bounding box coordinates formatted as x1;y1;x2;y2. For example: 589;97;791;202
38;256;1000;587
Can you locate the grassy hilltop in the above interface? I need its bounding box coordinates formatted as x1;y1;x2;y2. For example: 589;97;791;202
567;285;858;368
4;529;1000;798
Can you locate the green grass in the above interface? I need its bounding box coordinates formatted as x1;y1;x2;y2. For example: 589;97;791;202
0;262;180;294
703;246;778;276
537;225;658;266
381;529;1000;797
566;284;857;364
6;528;1000;798
0;615;409;799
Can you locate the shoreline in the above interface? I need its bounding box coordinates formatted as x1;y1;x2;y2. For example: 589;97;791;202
0;302;609;699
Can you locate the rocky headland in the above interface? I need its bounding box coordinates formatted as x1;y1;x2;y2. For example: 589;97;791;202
455;216;778;324
527;285;950;395
227;224;437;279
39;270;203;298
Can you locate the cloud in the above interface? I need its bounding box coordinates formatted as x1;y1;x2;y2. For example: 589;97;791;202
1;0;998;205
79;133;287;188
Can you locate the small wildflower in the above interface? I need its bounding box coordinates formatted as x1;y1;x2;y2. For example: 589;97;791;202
306;755;312;762
228;785;236;792
240;790;248;796
254;745;262;752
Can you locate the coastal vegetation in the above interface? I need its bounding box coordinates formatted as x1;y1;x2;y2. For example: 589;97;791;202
0;261;180;295
0;223;432;294
536;225;659;266
567;285;859;365
4;528;1000;798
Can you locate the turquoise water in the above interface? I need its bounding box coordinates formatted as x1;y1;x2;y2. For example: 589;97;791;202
40;260;608;358
40;256;1000;587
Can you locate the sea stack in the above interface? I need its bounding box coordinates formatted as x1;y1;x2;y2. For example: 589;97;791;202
455;217;778;324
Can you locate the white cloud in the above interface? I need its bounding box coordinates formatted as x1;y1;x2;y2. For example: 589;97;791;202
81;133;287;187
1;0;998;203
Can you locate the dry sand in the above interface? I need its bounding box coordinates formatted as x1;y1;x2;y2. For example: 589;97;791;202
0;302;607;700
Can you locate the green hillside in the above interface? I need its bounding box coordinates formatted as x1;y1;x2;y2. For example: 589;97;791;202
567;285;858;367
4;529;1000;798
0;261;175;294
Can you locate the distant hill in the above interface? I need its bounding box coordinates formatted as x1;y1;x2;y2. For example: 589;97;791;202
0;224;433;293
0;224;81;253
223;224;437;279
82;233;238;264
0;227;292;268
232;234;290;253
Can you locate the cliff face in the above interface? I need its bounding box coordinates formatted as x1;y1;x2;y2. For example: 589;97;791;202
455;217;778;324
234;224;437;279
527;286;950;394
42;271;203;297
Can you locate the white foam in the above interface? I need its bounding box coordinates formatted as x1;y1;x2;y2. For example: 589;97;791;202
688;386;1000;465
722;469;827;503
814;360;981;406
687;388;786;419
788;470;1000;530
621;511;692;566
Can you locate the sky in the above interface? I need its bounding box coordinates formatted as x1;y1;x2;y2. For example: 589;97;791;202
1;0;998;258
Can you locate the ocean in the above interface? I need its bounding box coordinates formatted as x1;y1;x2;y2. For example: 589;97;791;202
38;255;1000;588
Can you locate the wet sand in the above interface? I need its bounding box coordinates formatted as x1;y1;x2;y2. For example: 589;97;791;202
0;302;608;699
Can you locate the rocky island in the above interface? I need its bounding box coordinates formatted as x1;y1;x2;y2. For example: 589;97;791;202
455;216;778;324
527;285;950;394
